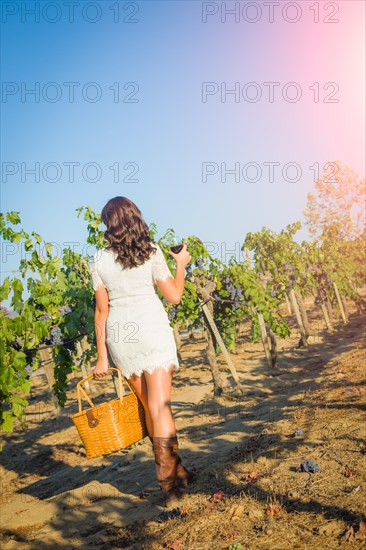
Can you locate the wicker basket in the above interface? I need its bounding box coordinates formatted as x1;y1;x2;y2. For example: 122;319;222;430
72;368;148;459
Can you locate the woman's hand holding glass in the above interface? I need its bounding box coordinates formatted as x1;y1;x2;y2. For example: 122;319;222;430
168;243;191;268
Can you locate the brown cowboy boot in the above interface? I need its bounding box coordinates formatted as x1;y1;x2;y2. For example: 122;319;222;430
149;435;197;490
175;453;198;489
152;436;184;507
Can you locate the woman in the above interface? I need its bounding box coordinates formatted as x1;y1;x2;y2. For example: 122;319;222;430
89;196;196;506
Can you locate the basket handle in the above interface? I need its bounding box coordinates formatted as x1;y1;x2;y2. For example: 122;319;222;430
76;367;135;414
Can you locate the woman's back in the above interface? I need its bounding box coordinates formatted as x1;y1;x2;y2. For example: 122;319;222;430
89;242;180;378
90;243;173;304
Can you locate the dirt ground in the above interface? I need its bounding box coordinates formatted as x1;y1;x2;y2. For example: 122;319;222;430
0;296;365;550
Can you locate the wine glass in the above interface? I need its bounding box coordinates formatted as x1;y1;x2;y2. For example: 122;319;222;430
170;234;184;254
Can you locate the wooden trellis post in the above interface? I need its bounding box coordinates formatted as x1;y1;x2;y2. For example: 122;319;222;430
295;290;311;338
249;306;278;370
320;302;334;332
268;328;278;368
289;288;308;348
256;312;272;368
39;348;61;415
333;282;348;324
194;280;224;396
201;303;245;395
284;293;292;314
314;286;333;332
341;295;349;322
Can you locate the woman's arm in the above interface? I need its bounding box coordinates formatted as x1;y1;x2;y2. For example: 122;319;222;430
155;244;191;305
93;286;110;378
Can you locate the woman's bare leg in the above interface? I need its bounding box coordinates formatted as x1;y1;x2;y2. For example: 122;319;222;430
127;373;154;437
144;365;176;437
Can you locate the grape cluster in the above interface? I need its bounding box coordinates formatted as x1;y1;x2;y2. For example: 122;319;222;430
25;365;33;377
47;327;63;346
297;460;321;473
228;544;243;550
59;305;73;316
168;306;177;321
12;340;35;371
224;277;244;310
157;507;181;522
12;338;23;351
313;265;332;290
25;349;35;365
185;264;192;276
39;313;52;321
195;259;204;270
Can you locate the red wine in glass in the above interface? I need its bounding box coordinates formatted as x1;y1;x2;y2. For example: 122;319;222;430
170;244;183;254
170;236;184;254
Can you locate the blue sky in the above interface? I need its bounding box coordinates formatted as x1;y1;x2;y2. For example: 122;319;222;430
1;0;365;277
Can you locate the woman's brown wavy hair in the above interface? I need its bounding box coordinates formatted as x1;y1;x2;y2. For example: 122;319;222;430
101;196;157;269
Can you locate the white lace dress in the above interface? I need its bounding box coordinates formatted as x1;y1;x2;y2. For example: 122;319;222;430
89;243;180;379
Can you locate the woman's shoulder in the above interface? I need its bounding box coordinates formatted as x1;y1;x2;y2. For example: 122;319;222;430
92;244;159;268
92;248;112;264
